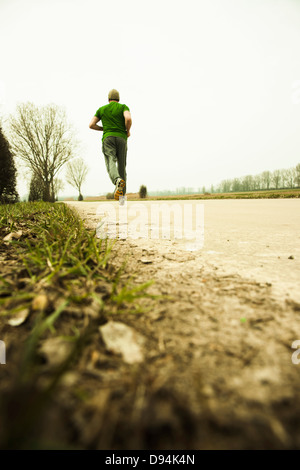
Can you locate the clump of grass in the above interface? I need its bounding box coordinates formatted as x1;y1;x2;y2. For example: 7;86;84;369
0;201;153;449
0;201;154;316
0;202;112;281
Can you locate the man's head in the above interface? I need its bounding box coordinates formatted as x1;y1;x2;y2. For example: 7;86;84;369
108;89;120;102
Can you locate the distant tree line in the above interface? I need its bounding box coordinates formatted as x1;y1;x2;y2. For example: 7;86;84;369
216;164;300;193
148;187;200;197
148;163;300;196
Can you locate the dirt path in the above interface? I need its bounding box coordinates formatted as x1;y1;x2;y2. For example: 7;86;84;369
64;199;300;449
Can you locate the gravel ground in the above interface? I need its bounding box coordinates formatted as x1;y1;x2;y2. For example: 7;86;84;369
60;199;300;449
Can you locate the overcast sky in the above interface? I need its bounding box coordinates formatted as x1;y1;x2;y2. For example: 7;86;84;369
1;0;300;197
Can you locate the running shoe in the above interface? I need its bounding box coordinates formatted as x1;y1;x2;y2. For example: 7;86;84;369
114;178;125;200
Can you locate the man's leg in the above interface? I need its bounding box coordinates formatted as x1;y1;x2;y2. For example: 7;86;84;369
102;137;120;185
116;137;127;194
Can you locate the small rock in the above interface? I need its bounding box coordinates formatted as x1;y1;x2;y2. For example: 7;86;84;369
39;337;73;366
140;258;153;264
7;308;30;326
32;294;48;311
99;321;144;364
288;255;294;260
3;230;23;242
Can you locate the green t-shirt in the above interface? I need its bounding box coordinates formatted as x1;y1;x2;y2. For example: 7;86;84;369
95;102;130;141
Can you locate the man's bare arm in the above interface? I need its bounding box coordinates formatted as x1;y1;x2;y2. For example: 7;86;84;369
89;116;103;131
124;110;132;137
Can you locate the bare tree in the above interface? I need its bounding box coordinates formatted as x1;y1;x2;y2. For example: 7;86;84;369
232;178;241;192
253;174;261;190
286;167;296;188
261;171;271;190
272;169;281;189
65;157;88;201
280;168;290;188
220;179;232;193
53;177;64;201
8;102;77;202
295;163;300;187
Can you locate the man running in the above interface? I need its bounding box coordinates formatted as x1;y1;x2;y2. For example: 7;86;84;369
89;89;132;200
